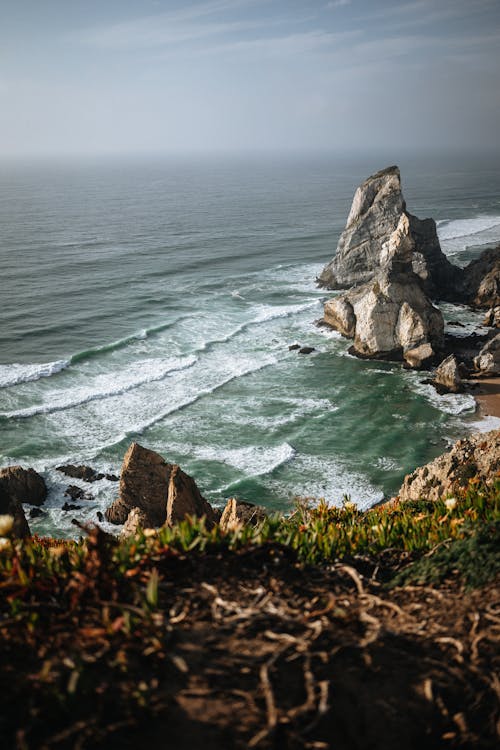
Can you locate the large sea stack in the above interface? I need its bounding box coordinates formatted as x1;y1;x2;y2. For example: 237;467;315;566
318;165;462;301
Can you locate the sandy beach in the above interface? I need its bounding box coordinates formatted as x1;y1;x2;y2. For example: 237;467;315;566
473;377;500;418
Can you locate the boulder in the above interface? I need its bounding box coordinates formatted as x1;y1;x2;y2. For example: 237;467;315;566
64;485;92;502
0;466;47;507
166;465;217;528
298;347;316;355
317;166;461;300
57;464;101;482
433;354;463;393
219;498;267;532
105;443;216;529
322;213;444;368
462;246;500;308
483;306;500;328
120;507;150;538
474;333;500;375
398;429;500;502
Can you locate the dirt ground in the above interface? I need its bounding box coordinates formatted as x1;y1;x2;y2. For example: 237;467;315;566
3;542;499;750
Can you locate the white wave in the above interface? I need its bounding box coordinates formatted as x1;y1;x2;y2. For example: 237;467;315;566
467;415;500;433
267;453;383;511
3;356;197;419
0;359;69;388
437;215;500;241
410;378;477;416
373;456;402;472
190;442;296;476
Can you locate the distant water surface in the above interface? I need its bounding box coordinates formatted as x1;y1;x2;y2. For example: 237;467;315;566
1;153;500;537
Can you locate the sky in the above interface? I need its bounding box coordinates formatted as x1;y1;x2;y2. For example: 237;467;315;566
1;0;499;156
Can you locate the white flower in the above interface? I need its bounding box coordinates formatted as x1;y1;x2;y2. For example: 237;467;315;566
445;498;457;511
343;502;357;512
143;528;157;538
0;537;11;552
371;524;380;533
0;515;14;537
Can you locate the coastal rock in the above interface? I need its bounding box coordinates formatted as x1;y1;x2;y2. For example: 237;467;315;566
0;466;47;507
219;498;267;532
105;442;216;528
398;429;500;502
166;465;217;528
105;443;173;526
120;507;150;538
0;466;43;536
463;246;500;308
474;333;500;375
57;464;100;482
483;306;500;328
433;355;463;393
317;166;461;300
298;347;316;355
64;485;93;502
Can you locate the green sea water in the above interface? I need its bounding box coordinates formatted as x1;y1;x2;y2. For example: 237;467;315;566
1;153;500;537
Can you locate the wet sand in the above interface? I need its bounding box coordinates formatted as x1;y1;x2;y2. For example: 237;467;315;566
473;377;500;418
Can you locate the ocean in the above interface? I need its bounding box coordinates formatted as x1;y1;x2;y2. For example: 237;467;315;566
1;152;500;538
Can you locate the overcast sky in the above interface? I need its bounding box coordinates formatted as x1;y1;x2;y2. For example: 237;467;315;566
1;0;499;156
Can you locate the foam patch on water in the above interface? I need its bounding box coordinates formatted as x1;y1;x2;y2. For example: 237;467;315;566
373;456;402;472
467;415;500;433
437;214;500;256
410;377;477;416
0;359;69;388
187;442;296;476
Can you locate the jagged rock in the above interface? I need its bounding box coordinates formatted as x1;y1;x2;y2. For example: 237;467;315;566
0;466;47;507
474;333;500;375
483;306;500;328
29;507;45;519
463;246;500;308
62;502;81;512
322;213;444;368
318;166;461;300
120;507;150;538
288;344;300;351
398;429;500;502
298;347;316;355
433;355;463;393
166;465;217;528
105;443;172;525
219;498;267;532
57;464;100;482
105;443;216;528
64;485;92;502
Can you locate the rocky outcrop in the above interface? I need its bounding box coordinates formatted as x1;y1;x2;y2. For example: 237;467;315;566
433;355;463;393
318;166;461;300
483;306;500;328
462;246;500;308
398;429;500;502
323;215;444;368
474;333;500;375
120;507;150;538
56;464;118;482
0;466;47;507
105;443;216;528
166;466;217;528
0;466;44;537
219;498;267;532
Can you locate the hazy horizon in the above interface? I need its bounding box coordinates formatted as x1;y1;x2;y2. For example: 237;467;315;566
1;0;499;158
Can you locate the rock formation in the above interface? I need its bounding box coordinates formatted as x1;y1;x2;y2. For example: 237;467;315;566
483;306;500;328
219;498;267;532
398;428;500;502
474;333;500;375
433;355;463;393
462;246;500;308
56;464;118;482
0;466;45;537
105;442;216;528
318;166;461;300
323;214;444;368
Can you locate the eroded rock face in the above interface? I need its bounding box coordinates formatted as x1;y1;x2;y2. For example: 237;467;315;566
474;333;500;375
398;429;500;502
483;306;500;328
463;247;500;308
219;498;267;532
105;443;216;528
434;355;462;393
318;166;461;299
166;466;217;528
